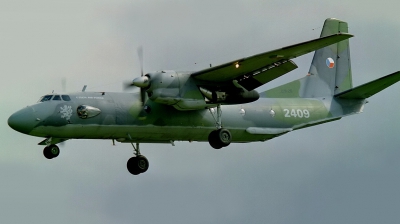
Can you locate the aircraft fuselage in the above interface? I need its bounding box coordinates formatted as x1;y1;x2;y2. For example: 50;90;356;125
8;91;366;144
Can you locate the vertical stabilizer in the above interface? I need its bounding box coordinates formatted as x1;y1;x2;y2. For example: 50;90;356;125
261;18;353;98
305;18;352;97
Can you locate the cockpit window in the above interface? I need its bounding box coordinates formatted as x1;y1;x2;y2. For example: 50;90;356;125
39;95;53;102
61;95;71;101
38;94;71;102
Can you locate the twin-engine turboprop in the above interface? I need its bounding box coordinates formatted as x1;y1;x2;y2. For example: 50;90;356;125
8;18;400;175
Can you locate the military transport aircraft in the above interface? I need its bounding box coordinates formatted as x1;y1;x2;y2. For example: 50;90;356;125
8;18;400;175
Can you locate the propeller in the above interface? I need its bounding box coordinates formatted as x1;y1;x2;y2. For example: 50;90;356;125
138;46;143;77
125;46;150;106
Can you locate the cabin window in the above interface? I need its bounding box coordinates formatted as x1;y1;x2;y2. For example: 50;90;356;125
61;95;71;101
53;95;61;101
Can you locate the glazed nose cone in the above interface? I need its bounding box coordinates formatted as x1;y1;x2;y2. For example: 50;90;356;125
8;106;36;134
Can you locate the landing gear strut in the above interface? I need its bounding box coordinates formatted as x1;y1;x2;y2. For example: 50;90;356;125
43;144;60;159
127;142;149;175
208;104;232;149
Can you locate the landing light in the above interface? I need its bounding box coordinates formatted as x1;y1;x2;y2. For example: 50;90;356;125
235;63;240;69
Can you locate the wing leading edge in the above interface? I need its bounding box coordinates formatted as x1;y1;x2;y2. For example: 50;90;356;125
191;33;353;91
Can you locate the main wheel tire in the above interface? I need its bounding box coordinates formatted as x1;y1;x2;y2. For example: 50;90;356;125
208;130;223;149
43;144;60;159
127;157;140;175
127;156;150;175
43;146;52;159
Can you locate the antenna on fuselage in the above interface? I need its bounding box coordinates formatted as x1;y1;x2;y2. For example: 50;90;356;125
82;85;87;92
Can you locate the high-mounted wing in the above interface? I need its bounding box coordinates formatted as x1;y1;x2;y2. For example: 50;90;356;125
191;33;353;91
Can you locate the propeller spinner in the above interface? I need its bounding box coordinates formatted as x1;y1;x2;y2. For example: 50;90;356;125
131;76;149;88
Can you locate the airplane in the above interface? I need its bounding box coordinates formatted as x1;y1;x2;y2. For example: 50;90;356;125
8;18;400;175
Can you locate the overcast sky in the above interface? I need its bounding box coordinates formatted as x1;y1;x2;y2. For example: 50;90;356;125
1;0;400;223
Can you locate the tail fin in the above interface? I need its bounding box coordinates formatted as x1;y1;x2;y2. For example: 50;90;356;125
261;18;353;98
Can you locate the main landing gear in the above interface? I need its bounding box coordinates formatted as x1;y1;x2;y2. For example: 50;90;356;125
43;144;60;159
127;142;149;175
208;104;232;149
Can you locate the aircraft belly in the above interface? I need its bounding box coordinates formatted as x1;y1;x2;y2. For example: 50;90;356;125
32;123;275;143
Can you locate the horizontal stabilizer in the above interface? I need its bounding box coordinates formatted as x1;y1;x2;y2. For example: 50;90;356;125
335;71;400;99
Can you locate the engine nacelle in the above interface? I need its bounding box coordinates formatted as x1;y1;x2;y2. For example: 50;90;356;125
146;71;180;105
142;71;259;110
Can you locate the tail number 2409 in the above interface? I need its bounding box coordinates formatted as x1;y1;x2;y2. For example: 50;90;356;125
283;109;310;118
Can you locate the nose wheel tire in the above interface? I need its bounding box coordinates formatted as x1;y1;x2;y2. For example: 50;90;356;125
127;155;149;175
43;144;60;159
208;129;232;149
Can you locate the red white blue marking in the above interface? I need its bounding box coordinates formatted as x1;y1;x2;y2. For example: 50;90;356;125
326;57;335;68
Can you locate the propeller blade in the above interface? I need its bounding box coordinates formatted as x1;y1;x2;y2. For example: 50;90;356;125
137;46;144;77
140;88;146;106
123;46;148;106
123;81;138;91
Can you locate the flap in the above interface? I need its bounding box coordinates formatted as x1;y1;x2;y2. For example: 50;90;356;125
237;59;298;90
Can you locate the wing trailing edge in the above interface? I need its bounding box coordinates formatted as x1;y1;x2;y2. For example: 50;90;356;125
191;33;353;90
335;71;400;99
